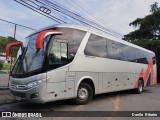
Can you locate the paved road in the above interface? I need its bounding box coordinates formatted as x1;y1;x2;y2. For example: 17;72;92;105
0;85;160;120
0;72;9;87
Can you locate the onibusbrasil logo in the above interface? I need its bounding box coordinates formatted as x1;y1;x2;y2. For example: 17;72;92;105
2;112;42;118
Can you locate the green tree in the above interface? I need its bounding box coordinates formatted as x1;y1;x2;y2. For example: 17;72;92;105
0;36;20;57
150;2;159;13
123;2;160;41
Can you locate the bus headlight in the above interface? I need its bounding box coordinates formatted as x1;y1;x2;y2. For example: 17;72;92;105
26;80;43;89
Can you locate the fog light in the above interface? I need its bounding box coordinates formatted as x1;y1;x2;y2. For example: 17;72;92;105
30;93;39;99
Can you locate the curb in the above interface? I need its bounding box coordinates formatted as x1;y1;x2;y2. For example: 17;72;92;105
0;70;10;74
0;86;9;90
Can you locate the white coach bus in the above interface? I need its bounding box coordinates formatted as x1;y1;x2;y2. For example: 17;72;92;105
6;24;157;104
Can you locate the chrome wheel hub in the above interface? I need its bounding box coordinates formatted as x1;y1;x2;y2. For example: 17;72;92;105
139;82;143;92
78;87;88;100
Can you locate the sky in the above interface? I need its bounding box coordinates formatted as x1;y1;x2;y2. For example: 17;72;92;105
0;0;160;41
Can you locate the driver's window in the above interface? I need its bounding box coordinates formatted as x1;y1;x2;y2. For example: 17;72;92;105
48;41;68;65
61;42;68;63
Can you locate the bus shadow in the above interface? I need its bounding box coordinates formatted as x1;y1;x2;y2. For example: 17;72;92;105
17;99;74;111
17;88;151;111
92;88;151;102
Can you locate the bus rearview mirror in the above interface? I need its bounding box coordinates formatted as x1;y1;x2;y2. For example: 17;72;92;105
6;41;23;58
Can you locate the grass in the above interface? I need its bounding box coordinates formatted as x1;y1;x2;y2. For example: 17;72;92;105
2;63;11;70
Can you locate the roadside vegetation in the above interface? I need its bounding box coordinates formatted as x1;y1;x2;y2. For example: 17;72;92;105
0;62;10;70
0;36;18;71
0;36;19;54
2;63;10;70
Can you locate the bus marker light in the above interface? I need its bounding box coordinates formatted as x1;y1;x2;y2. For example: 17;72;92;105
68;88;72;90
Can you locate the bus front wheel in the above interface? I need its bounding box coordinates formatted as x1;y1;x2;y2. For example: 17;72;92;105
73;82;93;105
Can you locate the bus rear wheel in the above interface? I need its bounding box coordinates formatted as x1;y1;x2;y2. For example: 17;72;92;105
135;80;144;94
73;82;93;105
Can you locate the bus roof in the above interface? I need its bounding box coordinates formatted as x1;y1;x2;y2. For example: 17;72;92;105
27;24;154;54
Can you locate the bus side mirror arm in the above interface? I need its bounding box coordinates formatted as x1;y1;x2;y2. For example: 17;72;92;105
6;41;23;59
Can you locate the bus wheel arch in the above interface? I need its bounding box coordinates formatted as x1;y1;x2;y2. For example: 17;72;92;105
80;79;95;95
73;78;95;104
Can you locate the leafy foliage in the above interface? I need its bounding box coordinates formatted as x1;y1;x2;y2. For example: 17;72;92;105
2;63;10;70
0;36;20;57
123;2;160;41
150;2;160;13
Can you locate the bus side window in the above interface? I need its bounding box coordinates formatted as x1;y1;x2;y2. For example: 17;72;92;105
152;56;156;64
134;49;147;64
122;45;135;62
107;41;122;60
84;34;107;58
48;41;68;70
144;53;149;64
55;28;86;62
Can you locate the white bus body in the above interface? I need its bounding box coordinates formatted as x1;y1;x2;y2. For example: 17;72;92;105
9;24;157;104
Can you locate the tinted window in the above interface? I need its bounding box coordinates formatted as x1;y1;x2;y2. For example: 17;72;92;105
144;52;150;64
47;28;86;71
49;41;68;65
56;28;86;60
122;45;135;62
84;33;155;64
107;40;123;60
152;55;156;64
134;49;147;64
84;34;107;58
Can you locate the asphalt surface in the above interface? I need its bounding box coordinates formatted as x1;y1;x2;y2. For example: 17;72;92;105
0;89;15;105
0;84;160;120
0;71;9;87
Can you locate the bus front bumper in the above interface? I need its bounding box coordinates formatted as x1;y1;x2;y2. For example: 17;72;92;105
9;83;46;103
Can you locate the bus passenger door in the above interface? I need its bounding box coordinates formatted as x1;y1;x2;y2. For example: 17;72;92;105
46;41;68;101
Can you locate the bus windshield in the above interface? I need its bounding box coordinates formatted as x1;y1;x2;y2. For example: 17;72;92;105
11;34;48;76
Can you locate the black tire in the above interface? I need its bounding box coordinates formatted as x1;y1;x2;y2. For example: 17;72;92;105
135;80;144;94
73;82;93;105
